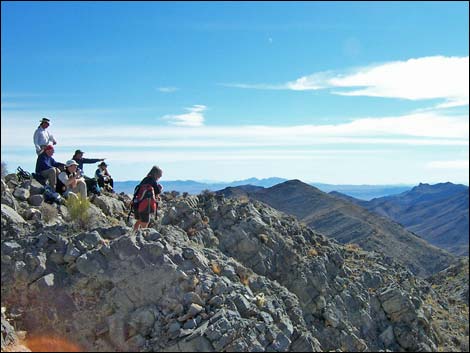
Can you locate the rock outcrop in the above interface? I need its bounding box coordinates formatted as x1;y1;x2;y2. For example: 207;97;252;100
1;175;468;352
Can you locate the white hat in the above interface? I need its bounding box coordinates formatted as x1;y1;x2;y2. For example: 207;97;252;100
65;159;79;167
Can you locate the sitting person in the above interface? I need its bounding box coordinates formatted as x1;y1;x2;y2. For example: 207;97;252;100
57;160;87;200
72;149;105;174
72;149;104;195
35;145;63;189
95;161;114;192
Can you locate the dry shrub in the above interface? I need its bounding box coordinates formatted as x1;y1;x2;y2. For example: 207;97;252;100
40;203;58;223
345;243;361;252
239;273;250;286
255;293;266;307
308;248;318;256
237;195;249;204
65;194;91;229
211;261;221;275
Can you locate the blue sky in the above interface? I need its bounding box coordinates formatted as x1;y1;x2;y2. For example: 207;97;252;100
1;1;469;184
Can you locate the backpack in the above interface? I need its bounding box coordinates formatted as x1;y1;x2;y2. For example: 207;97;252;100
127;182;159;221
16;166;31;183
44;185;64;205
84;177;101;196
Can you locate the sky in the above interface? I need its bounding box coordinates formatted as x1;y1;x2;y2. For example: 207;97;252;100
1;1;469;184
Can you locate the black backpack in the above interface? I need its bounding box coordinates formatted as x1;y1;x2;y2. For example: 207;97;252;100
16;166;31;183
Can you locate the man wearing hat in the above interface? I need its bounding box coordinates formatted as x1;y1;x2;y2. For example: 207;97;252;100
35;145;63;189
72;149;105;174
72;149;105;195
58;159;87;200
33;117;57;155
95;161;114;192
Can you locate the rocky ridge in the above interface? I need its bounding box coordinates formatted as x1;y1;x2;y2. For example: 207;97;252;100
1;175;468;352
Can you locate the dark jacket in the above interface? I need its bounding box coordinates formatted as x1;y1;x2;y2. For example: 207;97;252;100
72;157;102;174
35;153;62;173
139;176;162;196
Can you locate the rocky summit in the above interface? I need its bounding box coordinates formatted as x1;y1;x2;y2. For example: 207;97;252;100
1;175;468;352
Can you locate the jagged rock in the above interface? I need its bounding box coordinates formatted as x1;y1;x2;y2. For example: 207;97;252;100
23;208;42;221
13;187;30;201
28;179;45;196
92;195;126;216
1;191;466;352
1;204;26;225
28;194;44;206
379;287;416;322
1;189;19;210
0;179;7;192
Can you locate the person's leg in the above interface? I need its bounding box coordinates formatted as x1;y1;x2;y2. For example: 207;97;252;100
75;179;87;199
66;191;79;201
40;167;58;189
97;176;105;188
133;211;150;231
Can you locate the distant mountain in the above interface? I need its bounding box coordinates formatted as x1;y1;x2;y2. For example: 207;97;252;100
218;179;456;277
115;177;412;200
313;183;413;200
114;178;288;195
340;183;469;256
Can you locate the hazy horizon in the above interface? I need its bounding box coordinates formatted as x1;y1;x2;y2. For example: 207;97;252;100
2;2;468;184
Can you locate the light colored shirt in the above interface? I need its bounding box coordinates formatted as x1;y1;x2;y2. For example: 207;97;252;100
33;127;57;154
58;171;80;192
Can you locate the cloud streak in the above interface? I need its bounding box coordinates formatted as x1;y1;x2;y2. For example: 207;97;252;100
161;105;206;127
225;56;469;108
157;87;178;93
2;110;467;149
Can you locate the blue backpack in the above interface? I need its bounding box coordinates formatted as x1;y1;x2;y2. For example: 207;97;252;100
43;185;64;205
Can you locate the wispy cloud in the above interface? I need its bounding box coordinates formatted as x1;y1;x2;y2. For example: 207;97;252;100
157;87;178;93
2;109;467;148
225;56;469;108
161;105;206;127
427;160;469;170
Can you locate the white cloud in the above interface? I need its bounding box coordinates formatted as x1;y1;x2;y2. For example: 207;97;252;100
157;87;178;93
2;109;467;149
427;160;469;170
227;56;469;108
161;105;206;127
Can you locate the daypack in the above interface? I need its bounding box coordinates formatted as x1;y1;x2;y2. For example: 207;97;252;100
135;184;157;213
16;166;31;183
127;182;159;221
44;185;64;205
84;177;101;196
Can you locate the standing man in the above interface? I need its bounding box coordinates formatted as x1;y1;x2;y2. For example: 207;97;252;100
33;117;57;155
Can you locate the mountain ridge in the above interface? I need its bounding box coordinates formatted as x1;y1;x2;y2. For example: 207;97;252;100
217;179;457;277
333;183;469;256
114;178;414;200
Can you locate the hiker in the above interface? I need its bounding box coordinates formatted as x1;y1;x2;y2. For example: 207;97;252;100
132;165;163;231
72;149;105;174
95;161;114;192
72;149;104;195
57;160;87;200
35;145;63;189
33;117;57;155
